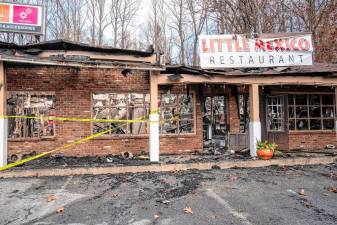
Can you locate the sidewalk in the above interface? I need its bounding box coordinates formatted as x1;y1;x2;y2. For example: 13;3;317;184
1;153;336;179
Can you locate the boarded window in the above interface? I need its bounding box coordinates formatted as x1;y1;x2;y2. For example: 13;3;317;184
159;93;194;134
7;92;55;139
288;94;335;131
92;93;150;135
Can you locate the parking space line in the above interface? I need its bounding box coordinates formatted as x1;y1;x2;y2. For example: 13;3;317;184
205;188;253;225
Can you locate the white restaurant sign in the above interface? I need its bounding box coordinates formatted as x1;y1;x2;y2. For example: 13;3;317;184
199;33;313;68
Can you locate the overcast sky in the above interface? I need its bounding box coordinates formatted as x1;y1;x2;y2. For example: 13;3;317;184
135;0;152;35
103;0;152;44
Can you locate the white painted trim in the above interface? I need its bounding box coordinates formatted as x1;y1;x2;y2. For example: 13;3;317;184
249;121;261;157
0;118;7;167
149;113;160;162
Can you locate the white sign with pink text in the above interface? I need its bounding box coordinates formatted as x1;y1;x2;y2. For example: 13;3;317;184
199;33;313;68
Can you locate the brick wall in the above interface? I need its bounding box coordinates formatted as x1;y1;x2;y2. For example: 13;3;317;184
288;131;337;150
6;65;203;158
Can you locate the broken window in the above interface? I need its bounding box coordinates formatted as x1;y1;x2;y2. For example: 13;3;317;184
159;93;194;134
266;96;284;131
7;92;55;139
92;93;150;135
288;94;335;131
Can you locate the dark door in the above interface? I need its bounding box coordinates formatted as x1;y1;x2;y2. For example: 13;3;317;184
203;96;229;150
264;95;289;150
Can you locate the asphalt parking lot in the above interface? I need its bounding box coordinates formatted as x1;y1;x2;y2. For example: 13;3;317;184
1;163;337;225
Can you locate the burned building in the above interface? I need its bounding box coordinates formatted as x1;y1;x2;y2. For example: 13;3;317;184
0;39;337;166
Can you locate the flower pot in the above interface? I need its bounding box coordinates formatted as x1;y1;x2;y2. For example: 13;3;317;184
256;148;274;160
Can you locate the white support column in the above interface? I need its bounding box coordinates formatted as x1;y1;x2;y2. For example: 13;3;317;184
0;62;7;167
249;84;261;157
149;71;159;162
335;87;337;137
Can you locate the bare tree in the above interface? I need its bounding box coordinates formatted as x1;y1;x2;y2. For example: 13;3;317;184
186;0;208;66
47;0;87;42
110;0;139;48
86;0;110;46
166;0;190;65
143;0;168;53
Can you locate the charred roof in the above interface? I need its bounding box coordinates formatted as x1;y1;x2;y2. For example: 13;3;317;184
162;64;337;77
0;39;154;57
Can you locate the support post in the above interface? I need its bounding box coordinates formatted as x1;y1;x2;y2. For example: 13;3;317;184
149;71;159;162
335;87;337;136
249;84;261;157
0;62;7;167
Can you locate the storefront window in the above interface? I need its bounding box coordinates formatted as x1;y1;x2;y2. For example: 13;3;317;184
159;93;194;134
7;92;55;139
288;94;335;131
92;93;150;135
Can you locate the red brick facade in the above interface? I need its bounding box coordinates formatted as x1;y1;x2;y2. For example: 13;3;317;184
6;65;336;158
288;131;337;150
6;65;203;157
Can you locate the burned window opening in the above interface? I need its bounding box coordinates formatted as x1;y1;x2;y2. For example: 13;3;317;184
159;93;194;134
7;92;55;139
92;93;150;135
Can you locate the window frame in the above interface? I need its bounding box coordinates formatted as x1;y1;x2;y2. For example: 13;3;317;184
158;91;197;136
266;95;285;132
7;91;56;141
288;93;336;132
91;92;150;137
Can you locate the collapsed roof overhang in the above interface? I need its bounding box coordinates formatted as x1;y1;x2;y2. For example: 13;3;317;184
0;39;163;70
162;64;337;77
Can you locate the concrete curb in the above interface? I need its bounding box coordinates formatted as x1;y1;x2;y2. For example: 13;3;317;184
1;156;336;179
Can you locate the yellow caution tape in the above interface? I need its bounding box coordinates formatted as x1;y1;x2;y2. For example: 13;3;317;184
0;115;147;123
0;112;181;171
0;127;114;171
0;110;172;124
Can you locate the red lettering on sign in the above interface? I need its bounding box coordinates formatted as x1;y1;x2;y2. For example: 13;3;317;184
201;39;208;53
255;39;265;51
234;39;243;52
274;39;284;51
224;38;232;52
266;41;273;51
242;38;250;52
290;38;298;51
298;38;309;51
216;39;223;52
210;39;215;53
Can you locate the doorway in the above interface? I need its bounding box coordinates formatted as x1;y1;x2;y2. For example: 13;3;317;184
203;95;229;152
262;95;289;150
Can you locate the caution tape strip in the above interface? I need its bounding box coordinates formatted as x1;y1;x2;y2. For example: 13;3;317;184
0;115;180;124
0;113;181;171
0;127;115;171
0;115;148;123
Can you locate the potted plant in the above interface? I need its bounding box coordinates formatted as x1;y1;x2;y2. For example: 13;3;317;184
256;140;277;160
